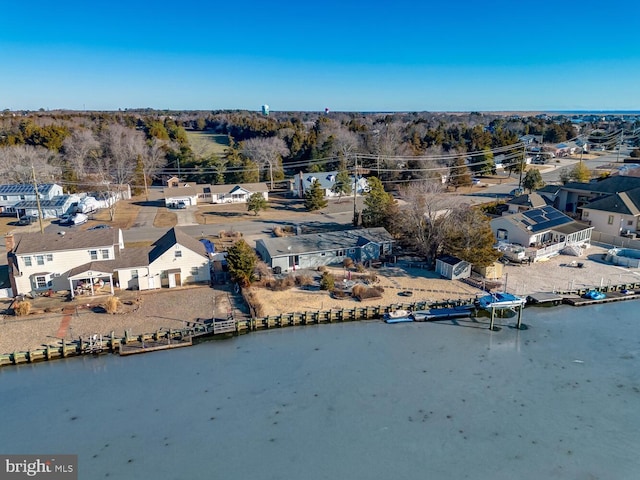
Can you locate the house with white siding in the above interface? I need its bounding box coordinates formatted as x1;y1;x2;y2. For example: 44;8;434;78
6;227;211;297
164;184;199;207
0;183;64;215
490;206;593;262
199;183;269;204
292;171;369;198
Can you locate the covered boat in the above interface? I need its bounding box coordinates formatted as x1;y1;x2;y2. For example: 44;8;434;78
583;290;606;300
412;305;474;322
476;292;525;310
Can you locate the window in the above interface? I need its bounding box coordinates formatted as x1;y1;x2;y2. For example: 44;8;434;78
628;220;633;226
1;195;6;200
35;276;48;289
497;229;508;241
336;250;345;257
101;249;109;259
583;211;589;218
20;195;25;200
23;256;32;267
131;270;139;279
191;267;199;276
608;215;614;225
175;250;182;258
36;255;44;266
46;254;53;262
349;249;355;254
90;250;98;260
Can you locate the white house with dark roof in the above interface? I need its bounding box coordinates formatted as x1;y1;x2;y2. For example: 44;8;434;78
580;188;640;237
163;184;199;207
491;206;593;261
256;227;395;272
200;183;269;204
5;227;211;297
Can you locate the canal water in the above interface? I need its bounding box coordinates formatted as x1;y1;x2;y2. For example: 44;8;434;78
1;302;639;479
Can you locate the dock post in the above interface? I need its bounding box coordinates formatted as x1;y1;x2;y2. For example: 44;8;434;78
489;307;498;331
61;339;66;357
516;305;523;330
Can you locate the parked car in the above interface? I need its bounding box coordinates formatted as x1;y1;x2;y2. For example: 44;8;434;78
17;215;38;226
88;224;111;230
510;187;524;196
176;201;187;209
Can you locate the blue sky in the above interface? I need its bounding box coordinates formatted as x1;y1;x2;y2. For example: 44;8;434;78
1;0;639;112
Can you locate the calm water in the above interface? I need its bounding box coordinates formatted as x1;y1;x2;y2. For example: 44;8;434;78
1;303;639;480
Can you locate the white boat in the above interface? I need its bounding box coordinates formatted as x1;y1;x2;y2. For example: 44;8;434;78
476;292;525;310
383;310;414;324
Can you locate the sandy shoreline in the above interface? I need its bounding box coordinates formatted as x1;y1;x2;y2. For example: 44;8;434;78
1;245;638;355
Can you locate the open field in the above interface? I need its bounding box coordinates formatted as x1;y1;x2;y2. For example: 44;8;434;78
186;131;229;157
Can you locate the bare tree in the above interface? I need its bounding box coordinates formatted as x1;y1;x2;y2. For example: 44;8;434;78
241;137;289;189
0;145;60;184
140;138;168;199
100;123;147;187
392;181;458;264
61;129;100;178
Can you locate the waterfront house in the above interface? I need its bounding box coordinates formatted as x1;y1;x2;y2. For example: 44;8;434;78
256;227;395;272
580;188;640;238
6;227;211;297
490;206;593;261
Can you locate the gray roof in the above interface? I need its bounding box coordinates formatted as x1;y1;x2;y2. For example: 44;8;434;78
258;227;394;257
149;228;208;262
12;229;120;255
164;185;198;198
583;188;640;215
208;183;269;194
67;247;153;277
562;176;640;195
508;193;551;209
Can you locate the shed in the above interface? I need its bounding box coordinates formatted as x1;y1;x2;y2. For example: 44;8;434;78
435;255;471;280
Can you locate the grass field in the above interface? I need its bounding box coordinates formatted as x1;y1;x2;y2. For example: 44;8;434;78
186;131;229;158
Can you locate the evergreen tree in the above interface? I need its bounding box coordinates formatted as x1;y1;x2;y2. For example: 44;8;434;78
304;179;328;211
442;208;501;268
522;168;545;192
247;192;268;216
226;240;258;287
448;156;472;191
361;176;394;228
331;168;352;203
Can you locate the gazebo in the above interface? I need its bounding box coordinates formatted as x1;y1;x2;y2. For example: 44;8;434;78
67;265;114;298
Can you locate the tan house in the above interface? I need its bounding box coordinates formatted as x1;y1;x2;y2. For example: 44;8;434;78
580;188;640;238
6;228;211;297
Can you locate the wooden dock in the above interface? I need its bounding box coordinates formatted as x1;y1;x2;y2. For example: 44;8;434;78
119;336;193;356
564;291;640;306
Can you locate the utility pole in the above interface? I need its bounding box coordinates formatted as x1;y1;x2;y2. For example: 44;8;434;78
353;153;359;226
616;130;624;163
31;165;44;234
518;143;526;191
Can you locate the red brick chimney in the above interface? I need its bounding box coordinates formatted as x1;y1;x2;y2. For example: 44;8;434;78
4;233;15;252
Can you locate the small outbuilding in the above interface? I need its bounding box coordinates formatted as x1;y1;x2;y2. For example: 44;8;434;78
435;255;471;280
